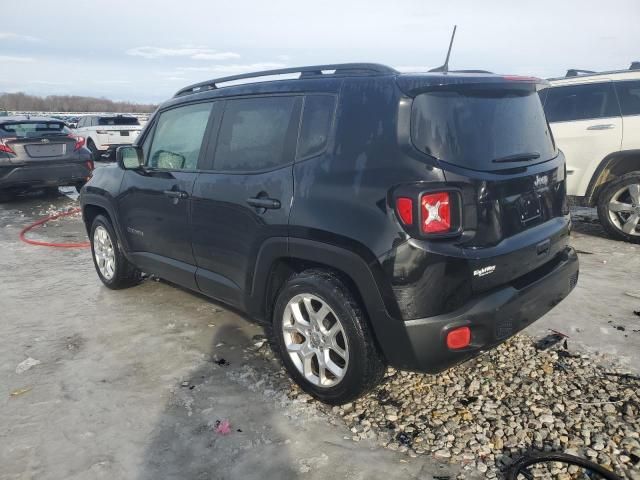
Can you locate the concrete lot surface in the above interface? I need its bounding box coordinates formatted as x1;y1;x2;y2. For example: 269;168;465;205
1;189;638;479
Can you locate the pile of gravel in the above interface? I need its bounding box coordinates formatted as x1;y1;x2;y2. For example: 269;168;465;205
273;334;640;479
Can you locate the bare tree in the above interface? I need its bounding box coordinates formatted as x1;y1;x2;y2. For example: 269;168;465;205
0;92;157;113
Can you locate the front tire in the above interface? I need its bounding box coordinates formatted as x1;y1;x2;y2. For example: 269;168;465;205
597;172;640;243
90;215;141;289
271;269;386;404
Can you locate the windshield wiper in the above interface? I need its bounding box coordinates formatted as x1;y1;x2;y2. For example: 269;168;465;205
492;152;540;163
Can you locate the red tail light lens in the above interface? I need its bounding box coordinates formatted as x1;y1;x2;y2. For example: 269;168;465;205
446;326;471;350
69;134;86;151
421;192;451;234
0;141;15;155
86;160;95;171
395;197;414;225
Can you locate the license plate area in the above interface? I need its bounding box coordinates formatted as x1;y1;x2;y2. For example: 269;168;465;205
25;143;66;157
518;192;541;225
120;130;129;136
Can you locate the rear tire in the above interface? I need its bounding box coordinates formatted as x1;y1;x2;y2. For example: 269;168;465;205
87;139;101;162
597;172;640;244
90;214;141;289
270;269;386;404
0;190;12;202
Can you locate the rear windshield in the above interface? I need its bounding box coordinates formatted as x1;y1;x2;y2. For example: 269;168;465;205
0;121;70;138
98;116;139;126
411;87;556;170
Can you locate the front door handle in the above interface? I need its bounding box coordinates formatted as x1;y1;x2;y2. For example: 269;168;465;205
586;124;615;130
246;197;281;209
163;190;189;199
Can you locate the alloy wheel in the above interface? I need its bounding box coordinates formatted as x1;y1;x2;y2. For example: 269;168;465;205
93;225;116;280
282;294;349;387
607;183;640;236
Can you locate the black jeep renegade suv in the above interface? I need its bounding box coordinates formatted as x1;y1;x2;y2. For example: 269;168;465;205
80;63;578;404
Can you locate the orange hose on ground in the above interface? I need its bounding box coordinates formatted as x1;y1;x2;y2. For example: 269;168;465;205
19;207;90;248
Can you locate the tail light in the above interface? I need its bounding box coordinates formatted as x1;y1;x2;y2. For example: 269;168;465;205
394;188;461;238
421;192;451;234
69;134;86;151
395;197;414;225
0;140;15;155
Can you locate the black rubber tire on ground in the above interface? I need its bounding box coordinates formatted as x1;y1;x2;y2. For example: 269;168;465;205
505;451;622;480
270;269;386;405
90;214;142;289
86;139;101;162
596;172;640;244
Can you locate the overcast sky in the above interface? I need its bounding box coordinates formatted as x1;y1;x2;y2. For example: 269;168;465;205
1;0;639;104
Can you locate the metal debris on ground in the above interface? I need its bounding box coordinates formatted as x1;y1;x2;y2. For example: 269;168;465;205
10;387;32;397
534;330;568;350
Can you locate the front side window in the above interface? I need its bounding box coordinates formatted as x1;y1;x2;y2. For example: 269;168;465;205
214;96;299;172
148;102;212;170
544;82;619;123
297;95;336;159
615;80;640;116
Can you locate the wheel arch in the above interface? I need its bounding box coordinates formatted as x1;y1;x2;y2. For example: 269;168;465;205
246;236;412;366
585;150;640;206
81;194;131;253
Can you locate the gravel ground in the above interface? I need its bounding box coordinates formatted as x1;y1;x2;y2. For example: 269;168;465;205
244;334;640;479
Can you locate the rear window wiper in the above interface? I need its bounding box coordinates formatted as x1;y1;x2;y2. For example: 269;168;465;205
492;152;540;163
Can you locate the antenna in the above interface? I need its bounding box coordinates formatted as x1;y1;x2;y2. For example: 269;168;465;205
429;25;457;73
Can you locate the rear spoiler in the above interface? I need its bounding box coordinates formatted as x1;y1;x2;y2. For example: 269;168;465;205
396;74;548;97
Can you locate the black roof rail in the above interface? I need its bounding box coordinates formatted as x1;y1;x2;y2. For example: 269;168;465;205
630;62;640;70
566;69;596;77
173;63;397;97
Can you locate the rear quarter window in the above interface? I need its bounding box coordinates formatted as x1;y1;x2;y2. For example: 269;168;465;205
543;82;620;122
297;95;336;160
615;80;640;116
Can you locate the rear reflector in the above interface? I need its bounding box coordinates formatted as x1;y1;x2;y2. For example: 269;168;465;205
446;327;471;350
421;192;451;234
69;134;86;151
395;197;414;225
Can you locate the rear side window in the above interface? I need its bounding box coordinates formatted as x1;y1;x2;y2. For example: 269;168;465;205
214;96;299;172
98;116;139;126
297;95;336;159
148;102;212;170
411;86;556;171
615;80;640;116
0;121;69;138
544;82;619;122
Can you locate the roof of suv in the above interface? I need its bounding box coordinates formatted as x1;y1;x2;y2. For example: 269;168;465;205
547;63;640;86
172;62;545;100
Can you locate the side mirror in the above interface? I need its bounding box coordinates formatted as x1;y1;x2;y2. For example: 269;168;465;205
117;146;144;170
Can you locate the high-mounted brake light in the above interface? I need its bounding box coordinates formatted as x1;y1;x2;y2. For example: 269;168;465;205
421;192;451;234
69;134;86;151
395;197;414;225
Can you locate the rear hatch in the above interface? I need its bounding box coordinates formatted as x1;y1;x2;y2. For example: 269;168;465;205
0;120;79;162
95;116;141;145
404;76;569;293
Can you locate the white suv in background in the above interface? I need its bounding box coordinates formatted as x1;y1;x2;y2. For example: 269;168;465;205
540;64;640;243
75;115;142;162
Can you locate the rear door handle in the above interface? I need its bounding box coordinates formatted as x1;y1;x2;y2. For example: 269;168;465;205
163;190;189;199
246;197;281;209
586;124;615;130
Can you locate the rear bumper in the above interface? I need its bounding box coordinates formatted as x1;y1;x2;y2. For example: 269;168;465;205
100;144;130;161
389;246;578;372
0;162;92;190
